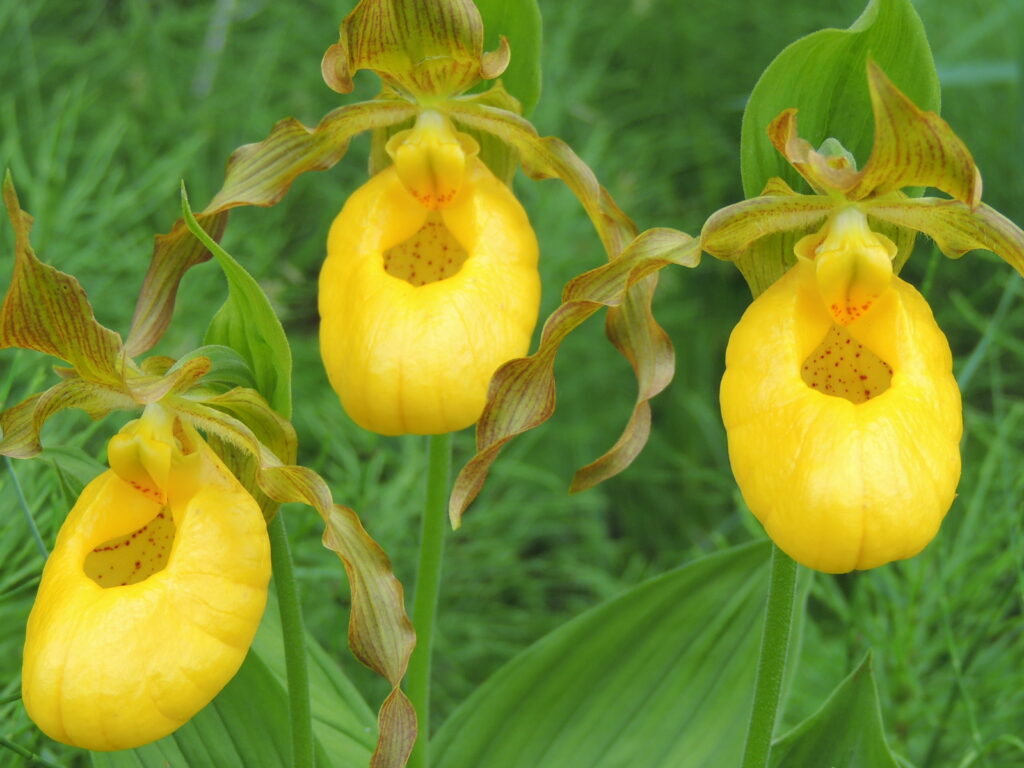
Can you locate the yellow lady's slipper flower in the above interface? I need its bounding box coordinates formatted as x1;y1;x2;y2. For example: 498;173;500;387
319;110;540;435
22;406;271;751
721;209;962;573
703;62;1024;572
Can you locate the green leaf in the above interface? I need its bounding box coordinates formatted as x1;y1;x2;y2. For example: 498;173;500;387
475;0;542;116
1;171;125;386
741;0;939;199
181;185;293;419
432;543;772;767
252;596;377;765
171;345;259;393
769;655;899;768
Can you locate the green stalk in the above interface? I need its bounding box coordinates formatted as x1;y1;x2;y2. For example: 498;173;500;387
741;544;798;768
0;736;66;768
406;433;453;768
269;512;314;768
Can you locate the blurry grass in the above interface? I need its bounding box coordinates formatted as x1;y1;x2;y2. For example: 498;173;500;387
1;0;1023;766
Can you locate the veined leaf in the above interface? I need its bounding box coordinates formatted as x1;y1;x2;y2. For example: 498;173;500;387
321;0;509;99
769;655;899;768
126;100;415;357
432;543;772;768
169;345;258;393
1;171;125;386
475;0;542;115
181;186;293;419
449;229;699;525
252;595;377;766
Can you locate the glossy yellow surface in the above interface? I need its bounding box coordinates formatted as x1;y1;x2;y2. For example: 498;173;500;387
320;155;540;435
22;416;270;750
721;227;962;573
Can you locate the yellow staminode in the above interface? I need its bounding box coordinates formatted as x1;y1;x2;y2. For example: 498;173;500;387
319;110;540;435
721;210;962;573
22;406;271;750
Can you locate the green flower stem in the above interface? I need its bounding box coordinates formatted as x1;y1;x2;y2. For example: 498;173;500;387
407;432;453;768
5;456;48;560
0;736;66;768
269;512;314;768
741;544;798;768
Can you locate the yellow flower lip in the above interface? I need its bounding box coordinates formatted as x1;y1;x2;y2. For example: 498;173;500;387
22;414;270;751
319;151;540;435
795;207;896;327
721;253;962;573
386;110;480;210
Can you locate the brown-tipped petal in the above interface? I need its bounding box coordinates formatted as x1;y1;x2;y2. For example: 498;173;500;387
449;229;700;524
126;100;414;357
447;102;636;257
850;61;981;205
767;110;861;195
2;172;126;384
865;198;1024;277
0;378;134;459
700;178;835;260
323;0;507;99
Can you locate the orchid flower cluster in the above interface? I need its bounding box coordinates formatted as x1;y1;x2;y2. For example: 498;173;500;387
2;0;1023;766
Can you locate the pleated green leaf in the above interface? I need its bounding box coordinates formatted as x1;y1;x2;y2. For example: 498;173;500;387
181;187;292;420
252;597;377;765
432;542;772;768
770;655;899;768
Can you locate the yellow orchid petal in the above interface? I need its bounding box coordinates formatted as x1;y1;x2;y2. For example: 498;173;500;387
386;110;480;210
795;207;896;326
721;256;961;573
22;417;270;750
319;155;540;435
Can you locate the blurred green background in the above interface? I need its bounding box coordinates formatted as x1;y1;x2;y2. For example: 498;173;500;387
1;0;1022;765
